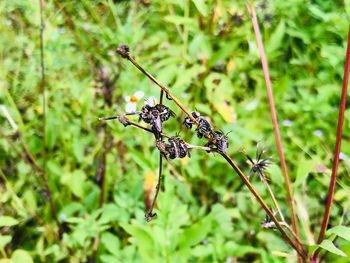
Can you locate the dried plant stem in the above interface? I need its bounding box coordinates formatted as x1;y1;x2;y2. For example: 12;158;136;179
260;175;285;222
146;155;163;221
145;83;165;220
280;222;303;247
125;55;199;125
118;49;306;259
245;2;300;255
312;26;350;260
220;152;305;258
100;116;171;139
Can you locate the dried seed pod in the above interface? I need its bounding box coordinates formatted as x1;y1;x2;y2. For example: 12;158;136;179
196;118;212;138
212;131;229;153
183;111;200;129
155;104;175;122
116;44;130;59
166;137;190;159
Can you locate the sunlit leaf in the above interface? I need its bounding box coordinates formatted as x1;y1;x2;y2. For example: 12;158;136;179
319;239;347;257
0;216;19;227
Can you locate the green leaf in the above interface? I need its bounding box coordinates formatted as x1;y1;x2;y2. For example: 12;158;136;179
119;222;154;259
294;159;316;187
101;232;120;255
178;214;212;249
164;16;196;26
61;170;86;198
12;249;34;263
318;239;347;257
327;225;350;242
192;0;208;16
346;0;350;18
0;216;19;227
267;20;285;54
0;235;12;248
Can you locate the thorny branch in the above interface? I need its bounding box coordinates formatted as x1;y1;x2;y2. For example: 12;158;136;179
111;44;307;259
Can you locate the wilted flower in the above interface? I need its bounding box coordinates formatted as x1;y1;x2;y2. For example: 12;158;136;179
125;91;144;113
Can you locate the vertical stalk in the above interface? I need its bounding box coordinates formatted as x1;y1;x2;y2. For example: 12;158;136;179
39;0;56;220
245;2;300;257
312;26;350;260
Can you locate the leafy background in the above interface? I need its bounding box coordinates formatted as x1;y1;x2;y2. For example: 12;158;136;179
1;0;350;262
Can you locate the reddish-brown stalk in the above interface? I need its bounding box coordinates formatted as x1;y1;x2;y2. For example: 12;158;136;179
245;2;301;257
312;26;350;260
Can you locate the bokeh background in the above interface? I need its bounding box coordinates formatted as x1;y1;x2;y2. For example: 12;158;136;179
1;0;350;262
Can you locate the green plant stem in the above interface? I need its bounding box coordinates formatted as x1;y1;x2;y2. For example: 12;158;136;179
245;3;301;260
39;0;57;221
312;25;350;260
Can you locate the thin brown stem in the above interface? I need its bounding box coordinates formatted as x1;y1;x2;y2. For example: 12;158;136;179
260;174;285;222
220;152;306;258
281;222;303;247
146;154;163;221
145;82;165;221
125;55;199;125
245;2;300;257
117;46;306;259
312;26;350;260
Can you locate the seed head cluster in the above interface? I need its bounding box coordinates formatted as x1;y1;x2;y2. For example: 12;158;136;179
184;111;229;153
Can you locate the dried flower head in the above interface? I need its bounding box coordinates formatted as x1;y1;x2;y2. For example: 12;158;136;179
116;44;130;59
244;145;270;179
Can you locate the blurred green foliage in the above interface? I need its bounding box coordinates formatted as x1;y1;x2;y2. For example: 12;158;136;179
1;0;350;262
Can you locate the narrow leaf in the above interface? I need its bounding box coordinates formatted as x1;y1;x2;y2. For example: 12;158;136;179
319;240;347;257
327;225;350;242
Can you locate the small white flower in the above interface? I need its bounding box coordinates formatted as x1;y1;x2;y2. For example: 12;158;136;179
58;27;65;34
313;129;323;137
144;96;157;106
59;213;67;221
282;120;293;127
125;91;144;113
